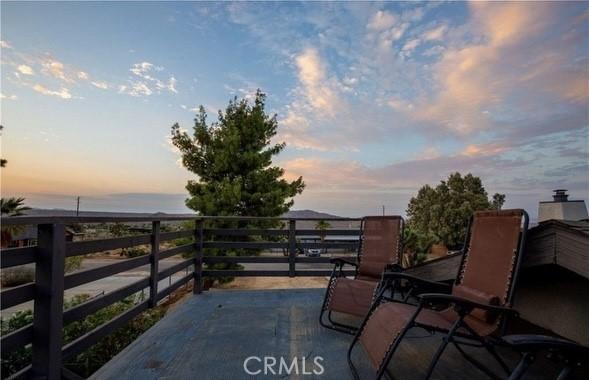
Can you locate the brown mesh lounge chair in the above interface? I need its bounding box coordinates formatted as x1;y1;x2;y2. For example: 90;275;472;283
503;334;589;380
320;216;404;334
348;209;529;379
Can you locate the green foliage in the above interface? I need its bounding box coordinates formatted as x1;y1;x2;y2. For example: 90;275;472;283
0;197;31;216
402;225;436;266
120;247;148;258
406;172;506;248
170;90;304;218
108;223;129;237
0;310;33;375
1;293;165;378
1;197;32;246
0;266;35;287
65;256;84;272
491;193;506;210
314;220;331;242
170;91;305;282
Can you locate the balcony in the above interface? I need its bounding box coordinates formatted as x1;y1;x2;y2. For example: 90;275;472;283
0;215;582;379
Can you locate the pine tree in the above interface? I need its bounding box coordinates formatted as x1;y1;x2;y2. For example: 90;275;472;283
170;90;305;280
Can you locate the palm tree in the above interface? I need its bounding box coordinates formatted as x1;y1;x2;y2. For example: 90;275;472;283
1;197;31;216
1;197;31;247
314;220;331;243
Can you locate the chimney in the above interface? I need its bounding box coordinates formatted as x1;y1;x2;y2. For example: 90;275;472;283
538;190;588;222
552;189;569;202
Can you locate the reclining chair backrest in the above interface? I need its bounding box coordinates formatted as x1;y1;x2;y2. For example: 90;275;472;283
357;216;403;280
453;209;528;324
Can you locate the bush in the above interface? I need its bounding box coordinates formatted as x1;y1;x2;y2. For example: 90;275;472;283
0;310;33;375
65;256;83;272
0;265;34;287
1;293;166;378
402;225;436;267
120;247;148;258
1;256;83;288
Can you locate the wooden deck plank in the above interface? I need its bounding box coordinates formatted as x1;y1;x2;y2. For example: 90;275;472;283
92;289;567;380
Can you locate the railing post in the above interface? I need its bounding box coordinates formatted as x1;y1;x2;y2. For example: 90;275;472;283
288;219;296;278
149;221;160;308
32;223;65;380
194;219;204;294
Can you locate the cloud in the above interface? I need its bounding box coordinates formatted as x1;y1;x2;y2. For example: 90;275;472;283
1;93;17;100
422;24;447;41
167;76;178;93
121;61;177;97
277;111;330;151
391;2;588;135
91;81;109;89
32;84;72;99
118;82;152;97
77;71;89;80
0;40;12;49
367;10;397;31
401;38;420;53
17;65;34;75
40;58;75;83
294;48;341;117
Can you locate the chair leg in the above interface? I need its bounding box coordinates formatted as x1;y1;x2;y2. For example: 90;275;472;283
556;365;573;380
423;317;463;380
484;341;511;375
508;353;534;380
460;321;511;376
454;341;502;380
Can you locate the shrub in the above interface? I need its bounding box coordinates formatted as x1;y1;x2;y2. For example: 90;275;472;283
65;256;83;272
1;293;166;378
1;257;83;288
120;247;148;258
0;265;34;287
402;225;437;267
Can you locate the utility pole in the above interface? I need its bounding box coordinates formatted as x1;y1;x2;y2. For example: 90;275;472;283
76;197;80;216
382;205;385;216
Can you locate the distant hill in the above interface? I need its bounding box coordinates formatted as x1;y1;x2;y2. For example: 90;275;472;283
23;208;195;218
23;208;343;219
282;209;343;219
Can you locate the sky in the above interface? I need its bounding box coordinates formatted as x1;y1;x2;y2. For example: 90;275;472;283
1;1;588;220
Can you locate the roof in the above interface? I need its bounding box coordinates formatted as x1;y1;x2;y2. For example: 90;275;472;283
533;219;589;236
406;218;589;282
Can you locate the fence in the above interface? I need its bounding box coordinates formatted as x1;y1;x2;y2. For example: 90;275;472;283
0;215;361;379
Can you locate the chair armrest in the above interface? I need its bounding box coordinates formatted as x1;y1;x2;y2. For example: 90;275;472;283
385;263;404;272
329;257;358;267
502;335;589;357
381;273;451;292
418;293;519;317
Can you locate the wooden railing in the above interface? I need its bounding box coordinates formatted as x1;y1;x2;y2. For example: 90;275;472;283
0;215;361;379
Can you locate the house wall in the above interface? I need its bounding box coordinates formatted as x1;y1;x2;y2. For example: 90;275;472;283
513;266;589;345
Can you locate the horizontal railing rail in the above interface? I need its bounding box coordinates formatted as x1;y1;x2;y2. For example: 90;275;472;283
0;215;362;379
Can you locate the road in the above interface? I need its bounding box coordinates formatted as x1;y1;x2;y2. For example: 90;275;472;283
2;255;338;315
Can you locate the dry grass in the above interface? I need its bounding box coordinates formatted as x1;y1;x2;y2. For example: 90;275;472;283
216;276;329;290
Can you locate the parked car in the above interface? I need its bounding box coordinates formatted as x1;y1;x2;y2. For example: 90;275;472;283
306;248;323;257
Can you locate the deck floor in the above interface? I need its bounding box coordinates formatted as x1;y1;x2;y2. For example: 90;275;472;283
92;288;562;380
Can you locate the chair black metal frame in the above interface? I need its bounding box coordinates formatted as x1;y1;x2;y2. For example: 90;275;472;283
348;210;529;380
503;334;589;380
319;216;404;335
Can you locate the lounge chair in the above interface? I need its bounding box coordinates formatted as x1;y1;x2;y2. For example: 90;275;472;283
348;209;529;379
320;216;404;334
503;334;589;380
